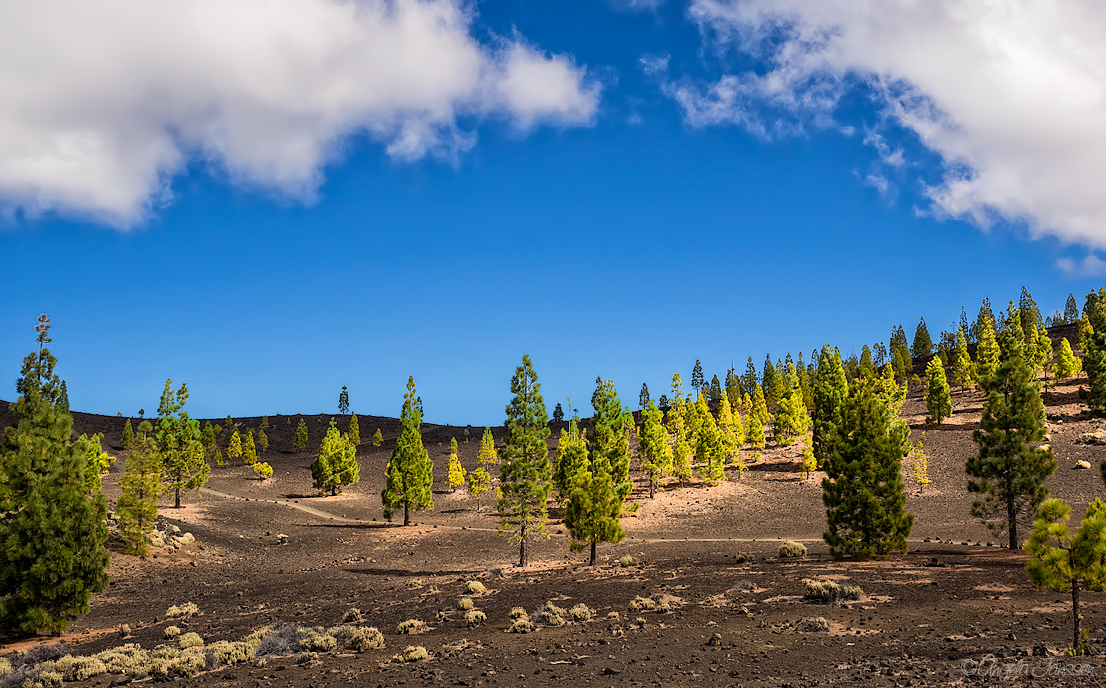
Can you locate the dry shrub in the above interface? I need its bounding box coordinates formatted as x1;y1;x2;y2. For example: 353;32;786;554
778;541;807;558
465;610;487;627
465;580;487;595
568;603;594;623
395;619;425;635
797;616;831;633
802;578;862;604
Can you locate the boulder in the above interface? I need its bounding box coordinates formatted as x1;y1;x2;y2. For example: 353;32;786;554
1076;430;1106;445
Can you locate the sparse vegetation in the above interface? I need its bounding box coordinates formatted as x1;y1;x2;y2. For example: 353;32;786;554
395;619;425;635
802;578;863;603
465;610;487;626
778;540;807;558
465;580;486;594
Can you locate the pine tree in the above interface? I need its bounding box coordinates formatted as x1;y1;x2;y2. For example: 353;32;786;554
257;427;269;458
800;437;816;480
694;406;726;486
242;429;257;465
1026;498;1106;655
925;356;952;425
338;386;349;414
553;403;564;422
971;297;996;345
761;356;778;411
717;394;746;475
1034;325;1053;381
667;397;693;486
708;374;723;410
156;380;210;509
383;377;434;525
774;375;809;447
891;347;909;382
1019;286;1043;337
0;315;109;634
372;428;383;447
293;418;308;452
497;355;552;567
821;380;913;558
859;345;875;378
1080;288;1106;412
724;366;741;411
1065;293;1080;324
740;357;758;398
952;327;973;392
967;304;1056;549
812;344;848;467
911;317;933;359
553;419;588;502
1056;338;1081;379
468;427;498;504
117;420;161;555
567;378;633;565
121;418;134;450
691;359;704;395
889;324;909;359
228;429;242;463
444;437;466;492
746;411;766;450
638;383;650;409
974;315;1000;389
638;401;672;498
912;435;931;493
312;420;360;496
348;414;360;446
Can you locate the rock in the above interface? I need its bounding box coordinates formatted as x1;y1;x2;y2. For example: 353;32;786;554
707;633;723;646
1075;460;1092;470
602;667;621;675
1077;430;1106;445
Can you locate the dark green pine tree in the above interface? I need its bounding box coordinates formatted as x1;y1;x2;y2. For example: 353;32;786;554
821;379;913;558
724;366;741;411
293;417;309;452
859;345;875;378
338;386;350;414
638;382;650;410
890;324;909;359
1019;286;1043;338
925;356;952;425
761;355;778;410
0;315;109;634
708;374;723;410
911;317;933;359
967;303;1056;550
121;418;134;450
566;377;633;565
971;297;996;345
1064;293;1080;325
553;402;565;423
812;344;848;467
497;355;553;567
383;377;434;525
740;357;758;398
691;359;704;396
1080;287;1106;412
156;380;210;508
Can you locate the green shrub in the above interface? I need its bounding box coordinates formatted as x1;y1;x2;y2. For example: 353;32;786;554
508;606;527;620
165;625;181;639
300;632;337;652
536;602;566;627
618;555;635;567
166;602;199;618
797;616;831;633
507;617;533;633
349;627;384;651
778;541;807;558
458;597;475;611
568;603;594;623
178;632;204;649
465;610;487;627
628;596;656;612
802;578;863;603
465;580;486;594
395;619;425;635
402;646;428;662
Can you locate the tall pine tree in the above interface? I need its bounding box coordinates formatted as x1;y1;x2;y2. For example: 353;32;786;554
967;303;1056;549
313;420;360;495
0;315;109;634
812;344;848;467
925;356;952;425
446;437;466;492
952;327;973;392
638;400;672;498
497;356;552;567
156;380;210;509
293;418;309;451
382;377;434;525
912;317;933;359
975;314;1000;390
117;420;161;555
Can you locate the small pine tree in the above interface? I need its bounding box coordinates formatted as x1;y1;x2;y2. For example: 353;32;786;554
912;317;933;359
372;428;383;447
691;359;704;395
497;356;553;567
338;386;349;414
639;383;650;409
348;414;360;446
925;357;952;425
312;420;360;495
383;377;434;525
952;327;973;392
717;395;746;476
1064;293;1080;324
912;435;931;493
253;462;273;479
1026;498;1106;655
293;418;308;452
822;380;913;558
117;420;161;555
467;426;498;504
257;427;269;458
974;316;1000;390
1056;337;1082;379
156;380;210;508
800;437;816;480
121;418;134;450
695;406;726;486
553;403;564;422
242;429;258;465
228;428;243;463
747;409;766;450
967;303;1056;549
553;419;588;502
774;381;809;447
447;437;466;492
639;401;672;498
667;399;693;487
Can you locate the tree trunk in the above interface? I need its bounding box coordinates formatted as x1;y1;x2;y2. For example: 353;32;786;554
174;487;181;509
519;538;527;568
1072;580;1082;655
404;502;410;527
589;540;597;566
649;474;655;500
1007;498;1018;550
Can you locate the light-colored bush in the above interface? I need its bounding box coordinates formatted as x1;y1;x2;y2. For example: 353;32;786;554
507;617;533;634
629;596;656;612
465;610;487;627
458;597;475;611
164;625;181;639
0;657;10;677
300;632;337;652
778;541;807;558
607;611;620;620
802;578;863;603
118;624;132;637
402;646;428;662
395;619;425;635
94;644;148;674
349;626;384;651
536;602;566;627
166;602;199;618
618;555;635;567
178;632;204;649
508;606;527;620
342;608;364;623
568;603;594;623
205;640;255;667
465;580;486;594
797;616;831;633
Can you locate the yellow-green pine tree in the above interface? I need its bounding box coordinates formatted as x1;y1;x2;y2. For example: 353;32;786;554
1056;337;1082;379
638;401;672;498
667;396;693;486
447;437;466;492
372;427;383;447
293;418;308;452
242;429;257;465
348;414;360;446
925;356;952;425
912;435;931;493
975;316;1000;389
695;405;726;486
952;327;973;392
800;437;816;480
228;429;243;463
257;427;269;458
717;395;746;475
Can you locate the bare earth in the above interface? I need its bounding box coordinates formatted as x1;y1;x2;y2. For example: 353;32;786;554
2;368;1106;686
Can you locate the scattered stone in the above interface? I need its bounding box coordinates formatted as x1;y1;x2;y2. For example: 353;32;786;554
706;633;722;646
1075;460;1092;470
1076;430;1106;445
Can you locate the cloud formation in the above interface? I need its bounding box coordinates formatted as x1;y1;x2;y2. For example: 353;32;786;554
680;0;1106;247
0;0;599;225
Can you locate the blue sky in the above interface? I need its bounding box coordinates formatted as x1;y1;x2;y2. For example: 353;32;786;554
3;1;1106;425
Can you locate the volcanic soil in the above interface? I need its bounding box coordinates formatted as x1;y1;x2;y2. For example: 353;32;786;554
4;362;1106;685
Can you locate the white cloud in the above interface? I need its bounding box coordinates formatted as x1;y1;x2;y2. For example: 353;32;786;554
611;0;666;12
683;0;1106;248
1057;255;1106;278
0;0;599;226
